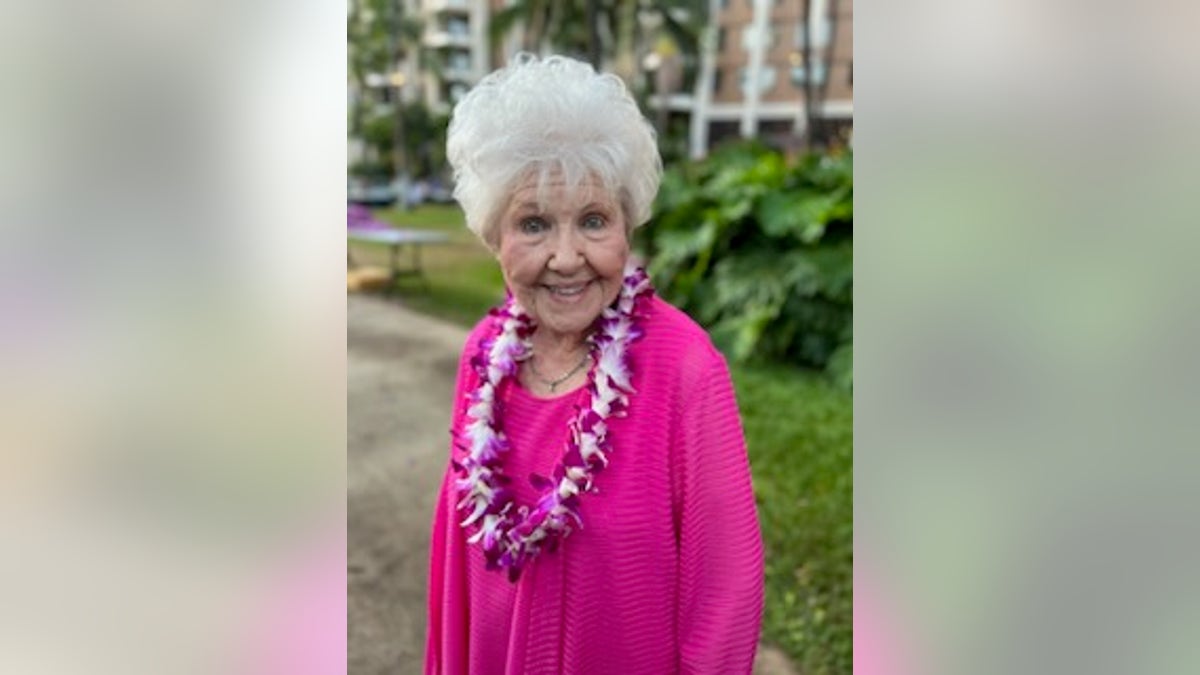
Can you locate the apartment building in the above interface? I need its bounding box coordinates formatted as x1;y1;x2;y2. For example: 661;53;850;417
400;0;506;113
358;0;850;161
349;0;498;168
685;0;853;156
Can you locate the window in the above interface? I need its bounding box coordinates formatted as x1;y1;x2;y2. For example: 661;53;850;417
790;61;828;86
708;121;740;146
717;27;727;52
794;19;832;49
449;50;470;72
447;17;469;37
738;66;777;95
741;25;769;52
742;25;782;52
712;67;723;93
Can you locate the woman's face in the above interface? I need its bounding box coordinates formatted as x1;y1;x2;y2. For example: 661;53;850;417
496;175;630;341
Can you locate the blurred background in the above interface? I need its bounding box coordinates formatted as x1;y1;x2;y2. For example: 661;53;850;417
346;1;853;673
9;0;1200;673
348;0;852;193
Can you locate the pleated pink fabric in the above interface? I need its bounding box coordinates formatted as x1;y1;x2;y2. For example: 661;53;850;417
425;296;764;674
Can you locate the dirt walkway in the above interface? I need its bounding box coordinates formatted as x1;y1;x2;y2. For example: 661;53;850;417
348;294;465;674
347;293;797;674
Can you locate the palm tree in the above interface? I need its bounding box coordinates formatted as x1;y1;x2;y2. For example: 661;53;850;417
489;0;707;83
348;0;422;177
489;0;592;62
798;0;844;150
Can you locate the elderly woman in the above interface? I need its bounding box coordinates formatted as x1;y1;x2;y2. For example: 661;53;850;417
425;54;763;674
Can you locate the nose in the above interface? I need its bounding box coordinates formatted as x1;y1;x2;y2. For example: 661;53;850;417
546;223;583;272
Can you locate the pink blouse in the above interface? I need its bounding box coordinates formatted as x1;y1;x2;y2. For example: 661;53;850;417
426;296;763;674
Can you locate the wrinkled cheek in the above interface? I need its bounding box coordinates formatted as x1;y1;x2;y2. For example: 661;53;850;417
599;282;622;309
496;262;524;298
511;284;541;317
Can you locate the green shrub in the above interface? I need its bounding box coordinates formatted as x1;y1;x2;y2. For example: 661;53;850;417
637;142;852;384
348;157;393;179
362;110;397;155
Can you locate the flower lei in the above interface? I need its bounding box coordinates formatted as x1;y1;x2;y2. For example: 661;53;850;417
453;261;653;581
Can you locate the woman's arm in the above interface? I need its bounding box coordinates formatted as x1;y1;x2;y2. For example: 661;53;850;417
425;328;484;674
675;357;765;674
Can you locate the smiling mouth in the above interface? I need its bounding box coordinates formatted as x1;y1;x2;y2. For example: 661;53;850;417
543;281;591;297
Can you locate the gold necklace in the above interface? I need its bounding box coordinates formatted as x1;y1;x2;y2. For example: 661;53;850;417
529;352;591;392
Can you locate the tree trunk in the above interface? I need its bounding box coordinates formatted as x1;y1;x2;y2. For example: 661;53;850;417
526;0;547;52
587;0;602;69
613;0;638;81
388;6;406;179
820;0;840;147
801;0;816;152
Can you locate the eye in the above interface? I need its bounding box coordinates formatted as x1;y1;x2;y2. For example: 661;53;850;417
581;214;607;230
518;217;549;234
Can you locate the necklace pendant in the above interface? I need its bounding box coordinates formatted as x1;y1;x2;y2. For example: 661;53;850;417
532;352;590;393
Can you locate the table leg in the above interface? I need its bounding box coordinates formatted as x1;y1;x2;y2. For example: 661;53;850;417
386;243;400;296
412;243;430;291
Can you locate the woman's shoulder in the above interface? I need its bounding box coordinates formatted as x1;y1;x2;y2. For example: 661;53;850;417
465;311;497;348
454;311;500;374
640;295;724;365
636;295;730;392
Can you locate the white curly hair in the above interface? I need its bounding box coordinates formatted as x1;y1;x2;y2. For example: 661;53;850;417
446;53;662;249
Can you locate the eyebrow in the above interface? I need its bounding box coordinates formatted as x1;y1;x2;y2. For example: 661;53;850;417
508;200;615;215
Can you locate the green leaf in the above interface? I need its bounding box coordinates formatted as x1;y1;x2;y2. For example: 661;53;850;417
755;187;848;243
716;195;753;223
711;304;777;363
794;189;845;243
757;191;805;238
827;343;853;391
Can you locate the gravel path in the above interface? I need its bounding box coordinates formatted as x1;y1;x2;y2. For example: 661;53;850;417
347;293;797;674
348;294;466;674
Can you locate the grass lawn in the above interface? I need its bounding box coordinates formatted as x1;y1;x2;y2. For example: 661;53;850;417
735;364;853;675
350;203;852;671
349;204;505;326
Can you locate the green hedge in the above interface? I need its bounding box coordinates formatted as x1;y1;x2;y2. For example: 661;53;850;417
637;142;853;387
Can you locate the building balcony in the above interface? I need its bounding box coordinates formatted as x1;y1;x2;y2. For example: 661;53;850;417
422;30;472;48
425;0;470;13
647;92;696;112
441;65;473;81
